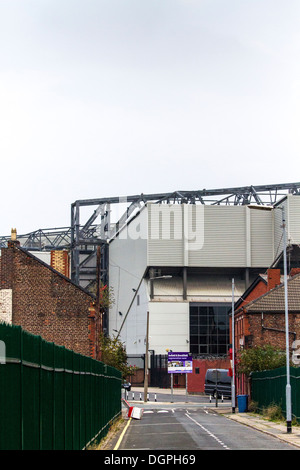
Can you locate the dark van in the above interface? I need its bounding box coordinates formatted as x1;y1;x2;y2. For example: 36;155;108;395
204;369;231;399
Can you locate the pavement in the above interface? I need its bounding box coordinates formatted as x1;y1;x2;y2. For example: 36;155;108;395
105;386;300;450
215;407;300;449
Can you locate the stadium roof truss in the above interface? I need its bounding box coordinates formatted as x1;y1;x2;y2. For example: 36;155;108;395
1;183;300;289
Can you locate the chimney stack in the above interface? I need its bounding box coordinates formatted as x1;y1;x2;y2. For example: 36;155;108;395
11;228;17;241
267;268;281;291
290;268;300;277
8;228;20;247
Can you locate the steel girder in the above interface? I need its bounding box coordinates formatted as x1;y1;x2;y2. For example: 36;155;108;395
69;182;300;288
1;182;300;289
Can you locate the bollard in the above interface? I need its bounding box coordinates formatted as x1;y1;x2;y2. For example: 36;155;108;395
155;394;157;402
140;393;142;401
132;392;134;400
147;393;149;401
221;395;223;402
209;395;212;403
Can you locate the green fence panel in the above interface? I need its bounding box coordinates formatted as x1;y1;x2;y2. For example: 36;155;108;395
103;364;108;436
53;345;65;450
251;366;300;421
79;354;86;450
72;352;81;450
95;359;105;443
85;355;92;447
40;339;54;450
0;324;22;450
0;323;122;450
64;348;74;450
21;329;41;450
90;358;96;443
291;368;300;421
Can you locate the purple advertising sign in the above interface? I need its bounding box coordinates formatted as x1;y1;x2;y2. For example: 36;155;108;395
167;352;193;373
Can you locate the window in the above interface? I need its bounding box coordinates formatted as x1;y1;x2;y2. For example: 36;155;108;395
189;303;230;356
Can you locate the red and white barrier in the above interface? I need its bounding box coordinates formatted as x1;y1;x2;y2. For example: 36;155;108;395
122;398;143;420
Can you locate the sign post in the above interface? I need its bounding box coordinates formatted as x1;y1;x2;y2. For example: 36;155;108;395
185;373;188;403
167;352;193;403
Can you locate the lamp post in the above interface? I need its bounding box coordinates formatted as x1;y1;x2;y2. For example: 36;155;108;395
144;311;149;403
282;206;292;433
231;278;236;414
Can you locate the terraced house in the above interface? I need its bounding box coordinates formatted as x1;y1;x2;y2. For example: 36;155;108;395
0;237;101;359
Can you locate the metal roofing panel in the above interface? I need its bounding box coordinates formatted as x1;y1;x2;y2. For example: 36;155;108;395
150;275;245;302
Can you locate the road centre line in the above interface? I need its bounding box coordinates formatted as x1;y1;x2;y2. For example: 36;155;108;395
185;413;230;450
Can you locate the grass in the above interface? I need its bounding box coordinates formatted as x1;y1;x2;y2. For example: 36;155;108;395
262;403;284;422
87;415;127;450
248;400;299;426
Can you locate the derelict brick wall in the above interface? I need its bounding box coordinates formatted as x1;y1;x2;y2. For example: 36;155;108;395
1;242;95;357
248;312;300;350
0;242;14;289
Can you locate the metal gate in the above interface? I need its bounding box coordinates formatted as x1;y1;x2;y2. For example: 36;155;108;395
150;354;170;388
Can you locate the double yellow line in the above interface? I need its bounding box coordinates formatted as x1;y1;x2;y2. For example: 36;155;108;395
114;418;132;450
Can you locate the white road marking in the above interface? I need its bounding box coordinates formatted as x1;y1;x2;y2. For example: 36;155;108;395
185;412;230;450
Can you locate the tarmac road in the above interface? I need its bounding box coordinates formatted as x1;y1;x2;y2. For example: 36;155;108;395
115;407;297;451
97;387;300;454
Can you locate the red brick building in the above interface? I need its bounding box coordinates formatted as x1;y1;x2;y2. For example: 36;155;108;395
233;269;282;351
188;357;230;394
0;240;102;359
233;269;300;394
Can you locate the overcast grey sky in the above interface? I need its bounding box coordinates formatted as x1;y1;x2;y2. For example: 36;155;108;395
1;0;300;235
